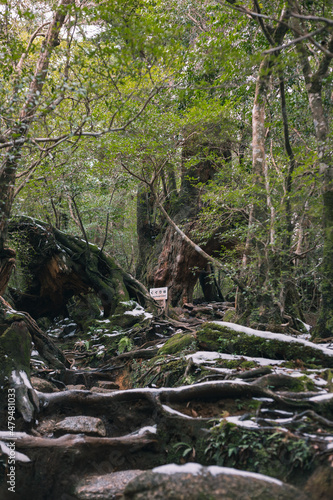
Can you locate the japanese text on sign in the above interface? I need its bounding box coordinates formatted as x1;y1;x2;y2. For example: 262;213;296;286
149;287;168;300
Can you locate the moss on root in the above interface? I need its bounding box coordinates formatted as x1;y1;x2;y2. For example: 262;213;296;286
158;332;195;356
196;322;333;368
131;357;190;388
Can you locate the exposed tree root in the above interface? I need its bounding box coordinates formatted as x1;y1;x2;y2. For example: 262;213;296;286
0;429;157;451
0;296;68;369
36;380;317;414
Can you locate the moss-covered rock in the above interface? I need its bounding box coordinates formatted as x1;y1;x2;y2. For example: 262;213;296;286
110;300;152;329
67;293;102;329
132;356;190;388
222;309;237;323
0;321;32;377
196;322;333;367
158;332;195;355
0;321;39;424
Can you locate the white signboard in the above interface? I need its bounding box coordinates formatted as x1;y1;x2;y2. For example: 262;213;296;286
150;287;168;300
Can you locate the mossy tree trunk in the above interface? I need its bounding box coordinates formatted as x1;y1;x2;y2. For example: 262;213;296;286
136;123;234;306
0;295;68;427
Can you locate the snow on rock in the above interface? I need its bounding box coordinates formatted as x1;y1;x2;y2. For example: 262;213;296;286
162;404;196;419
120;300;153;320
309;393;333;402
186;350;284;366
152;462;284;486
10;369;33;389
124;462;304;499
213;321;333;356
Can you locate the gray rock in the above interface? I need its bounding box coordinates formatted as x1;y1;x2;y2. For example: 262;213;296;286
123;463;309;500
75;470;144;499
54;416;106;436
31;376;59;393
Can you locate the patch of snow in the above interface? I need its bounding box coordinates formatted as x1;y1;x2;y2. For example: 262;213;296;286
224;416;261;429
153;463;284;486
10;370;21;385
153;463;203;475
253;397;274;402
297;319;311;332
207;466;284;486
162;405;195;419
121;301;153;320
19;370;32;389
134;425;157;436
309;393;333;402
308;374;328;387
187;351;283;366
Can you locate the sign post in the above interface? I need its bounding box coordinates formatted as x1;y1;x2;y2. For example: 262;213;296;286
150;287;168;311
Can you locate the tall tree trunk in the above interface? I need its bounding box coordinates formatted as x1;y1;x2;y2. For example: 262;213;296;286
293;19;333;337
251;56;271;283
0;0;74;292
137;123;236;306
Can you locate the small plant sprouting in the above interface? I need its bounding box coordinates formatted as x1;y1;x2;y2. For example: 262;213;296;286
117;336;134;354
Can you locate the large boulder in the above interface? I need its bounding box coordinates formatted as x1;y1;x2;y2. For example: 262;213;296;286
123;463;309;500
0;321;39;426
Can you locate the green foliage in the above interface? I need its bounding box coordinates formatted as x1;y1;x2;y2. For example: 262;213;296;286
117;336;134;354
205;420;314;479
173;442;194;459
158;332;195;355
2;0;332;330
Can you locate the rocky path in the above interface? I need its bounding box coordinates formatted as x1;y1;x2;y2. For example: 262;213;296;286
1;302;333;499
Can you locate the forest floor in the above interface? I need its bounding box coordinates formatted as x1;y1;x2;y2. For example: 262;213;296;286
2;300;333;499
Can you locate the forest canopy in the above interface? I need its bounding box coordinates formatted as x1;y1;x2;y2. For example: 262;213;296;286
1;0;332;336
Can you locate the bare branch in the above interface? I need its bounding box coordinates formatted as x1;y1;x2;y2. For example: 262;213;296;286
16;22;51;75
263;26;327;54
290;12;333;27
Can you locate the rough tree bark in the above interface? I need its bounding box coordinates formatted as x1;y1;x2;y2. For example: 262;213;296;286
0;0;74;290
137;123;236;306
